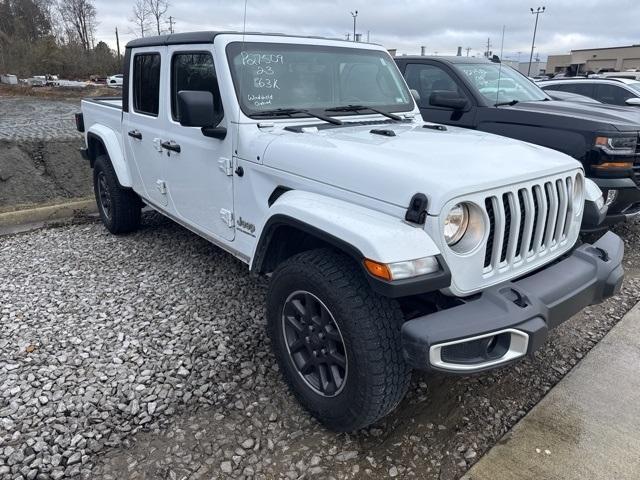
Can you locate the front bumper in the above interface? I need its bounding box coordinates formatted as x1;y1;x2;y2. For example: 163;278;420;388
591;177;640;228
402;231;624;373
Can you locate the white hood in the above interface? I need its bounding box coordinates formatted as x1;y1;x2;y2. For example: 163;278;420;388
261;121;582;214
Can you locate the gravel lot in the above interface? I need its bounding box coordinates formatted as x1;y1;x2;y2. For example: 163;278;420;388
1;214;639;480
0;97;81;141
0;96;91;211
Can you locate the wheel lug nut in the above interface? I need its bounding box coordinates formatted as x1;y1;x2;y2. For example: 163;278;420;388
305;336;310;343
313;350;318;357
321;349;326;355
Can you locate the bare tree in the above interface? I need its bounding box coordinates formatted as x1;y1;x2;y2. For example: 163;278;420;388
130;0;150;38
145;0;168;36
57;0;96;50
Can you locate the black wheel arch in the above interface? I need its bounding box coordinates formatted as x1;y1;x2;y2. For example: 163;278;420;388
86;132;108;168
253;214;452;298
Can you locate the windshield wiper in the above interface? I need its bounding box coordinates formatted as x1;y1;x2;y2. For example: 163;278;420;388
252;108;342;125
325;105;403;121
494;99;519;107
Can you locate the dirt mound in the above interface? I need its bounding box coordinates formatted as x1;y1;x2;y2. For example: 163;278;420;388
0;139;93;212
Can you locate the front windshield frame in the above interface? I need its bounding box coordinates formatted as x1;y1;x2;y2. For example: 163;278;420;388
455;62;550;105
225;41;414;120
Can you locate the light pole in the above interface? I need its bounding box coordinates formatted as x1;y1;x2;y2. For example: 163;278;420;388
528;6;545;76
351;10;358;42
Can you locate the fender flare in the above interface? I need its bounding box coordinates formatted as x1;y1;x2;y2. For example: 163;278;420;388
252;190;450;297
87;125;133;188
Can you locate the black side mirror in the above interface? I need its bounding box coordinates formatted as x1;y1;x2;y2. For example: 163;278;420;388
177;90;227;139
429;91;469;110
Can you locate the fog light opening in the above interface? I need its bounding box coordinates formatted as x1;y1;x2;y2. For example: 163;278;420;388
484;332;511;360
430;329;530;372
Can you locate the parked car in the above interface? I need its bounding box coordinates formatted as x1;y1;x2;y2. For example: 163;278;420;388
538;77;640;107
107;74;123;87
545;89;602;104
396;55;640;228
596;71;640;81
77;32;623;431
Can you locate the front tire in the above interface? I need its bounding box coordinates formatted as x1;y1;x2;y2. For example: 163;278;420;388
267;248;411;431
93;155;141;234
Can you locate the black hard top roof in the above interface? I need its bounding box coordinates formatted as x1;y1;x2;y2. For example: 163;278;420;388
125;31;351;48
395;55;493;64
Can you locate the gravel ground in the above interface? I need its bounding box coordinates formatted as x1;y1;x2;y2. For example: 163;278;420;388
0;97;81;141
0;96;92;211
1;214;639;480
0;140;92;211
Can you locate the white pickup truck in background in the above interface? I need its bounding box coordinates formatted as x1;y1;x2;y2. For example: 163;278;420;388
77;31;624;431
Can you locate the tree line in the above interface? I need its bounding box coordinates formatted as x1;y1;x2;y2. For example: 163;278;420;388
0;0;171;79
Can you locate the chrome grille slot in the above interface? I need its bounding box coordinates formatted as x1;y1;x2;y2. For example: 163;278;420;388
483;175;575;272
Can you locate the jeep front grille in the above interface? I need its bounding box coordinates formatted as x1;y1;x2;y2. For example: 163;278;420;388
483;176;574;271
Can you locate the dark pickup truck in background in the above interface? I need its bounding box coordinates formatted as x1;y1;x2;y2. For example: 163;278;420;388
395;55;640;228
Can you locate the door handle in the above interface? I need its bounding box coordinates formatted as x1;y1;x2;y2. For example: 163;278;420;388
160;140;181;153
128;130;142;140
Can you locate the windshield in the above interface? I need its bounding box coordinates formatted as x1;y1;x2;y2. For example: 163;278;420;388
226;42;413;118
456;63;549;104
625;81;640;95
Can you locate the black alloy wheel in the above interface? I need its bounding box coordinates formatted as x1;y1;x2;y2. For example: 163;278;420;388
282;290;348;397
96;170;112;220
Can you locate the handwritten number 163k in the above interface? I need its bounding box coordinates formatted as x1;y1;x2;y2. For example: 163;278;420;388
254;78;280;89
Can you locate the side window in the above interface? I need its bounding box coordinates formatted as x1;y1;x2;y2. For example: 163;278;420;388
404;63;465;108
594;84;634;106
542;83;573;93
133;53;161;116
171;52;222;122
552;82;595;98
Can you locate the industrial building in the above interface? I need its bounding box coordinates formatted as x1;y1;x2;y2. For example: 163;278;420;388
547;45;640;75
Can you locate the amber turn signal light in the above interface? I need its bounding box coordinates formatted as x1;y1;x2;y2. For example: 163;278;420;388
363;259;392;281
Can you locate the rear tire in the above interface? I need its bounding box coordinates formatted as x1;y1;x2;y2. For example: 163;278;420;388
93;155;141;234
267;248;411;431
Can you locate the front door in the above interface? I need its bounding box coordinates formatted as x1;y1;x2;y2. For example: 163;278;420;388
163;46;235;241
123;47;168;207
402;62;477;127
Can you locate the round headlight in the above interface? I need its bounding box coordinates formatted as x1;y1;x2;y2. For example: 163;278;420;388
444;203;469;245
573;174;585;216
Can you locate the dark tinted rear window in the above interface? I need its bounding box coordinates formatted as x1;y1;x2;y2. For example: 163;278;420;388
133;53;161;116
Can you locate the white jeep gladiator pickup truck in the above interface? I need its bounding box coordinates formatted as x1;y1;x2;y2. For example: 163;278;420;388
77;31;624;431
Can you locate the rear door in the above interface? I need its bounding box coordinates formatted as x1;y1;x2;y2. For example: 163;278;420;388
122;47;169;207
593;83;636;106
163;45;235;241
544;82;595;99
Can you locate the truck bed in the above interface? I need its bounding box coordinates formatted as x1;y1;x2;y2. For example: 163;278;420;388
81;96;123;145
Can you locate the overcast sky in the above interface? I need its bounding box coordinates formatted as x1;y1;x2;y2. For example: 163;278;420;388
95;0;640;61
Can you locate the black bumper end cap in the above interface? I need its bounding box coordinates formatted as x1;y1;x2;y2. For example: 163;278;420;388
401;231;624;373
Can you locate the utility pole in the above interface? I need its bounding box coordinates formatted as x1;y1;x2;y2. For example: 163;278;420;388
367;30;370;42
485;38;492;58
350;10;358;42
115;27;121;61
528;6;545;76
465;47;471;57
168;16;175;34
